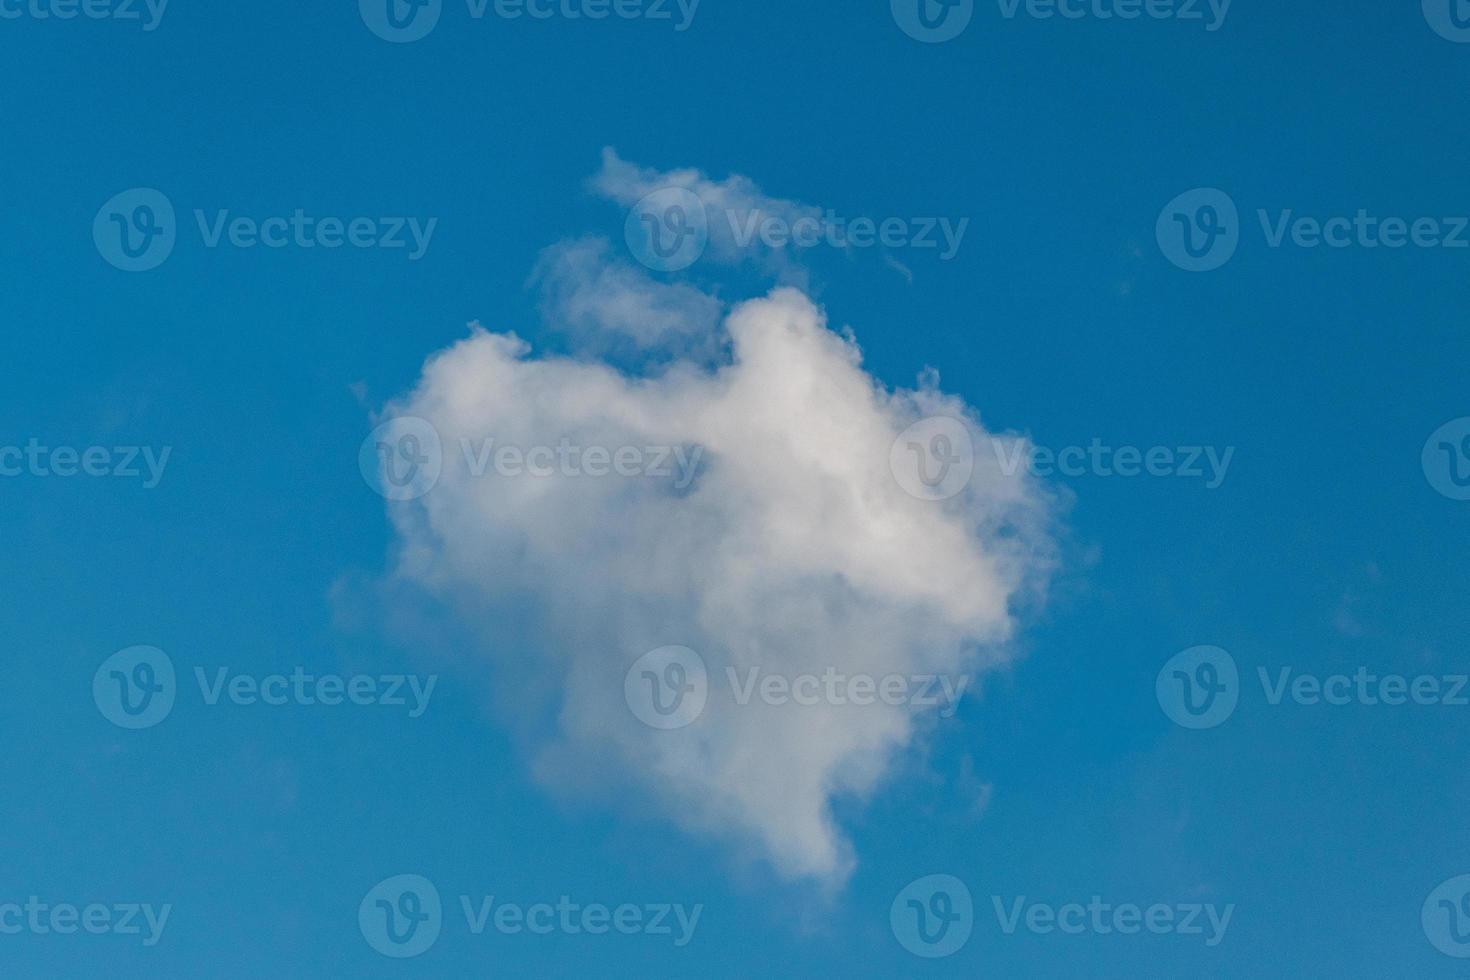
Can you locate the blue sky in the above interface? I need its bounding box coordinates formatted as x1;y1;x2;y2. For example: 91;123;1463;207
3;1;1470;976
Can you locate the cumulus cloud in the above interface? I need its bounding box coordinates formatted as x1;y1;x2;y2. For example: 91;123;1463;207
371;154;1055;885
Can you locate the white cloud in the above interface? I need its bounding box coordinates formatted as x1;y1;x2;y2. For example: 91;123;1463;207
593;147;822;276
531;236;725;359
377;283;1054;884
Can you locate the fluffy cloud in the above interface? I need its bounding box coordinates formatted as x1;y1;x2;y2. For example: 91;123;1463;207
593;147;822;275
372;155;1055;885
531;236;724;358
